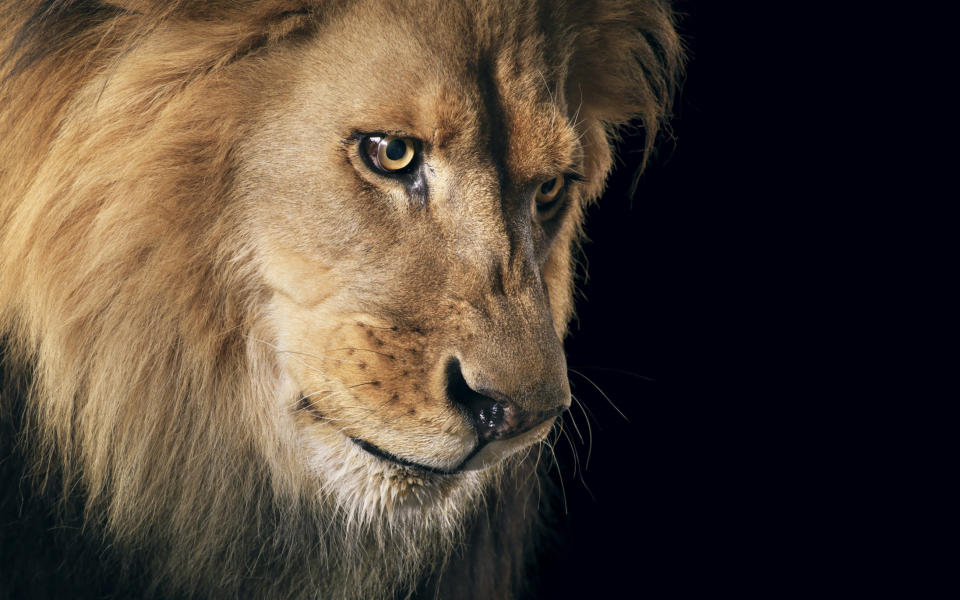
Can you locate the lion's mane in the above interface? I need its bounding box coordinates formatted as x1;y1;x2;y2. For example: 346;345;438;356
0;1;681;598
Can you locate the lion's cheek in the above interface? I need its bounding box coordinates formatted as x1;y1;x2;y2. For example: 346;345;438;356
256;242;339;309
266;296;475;469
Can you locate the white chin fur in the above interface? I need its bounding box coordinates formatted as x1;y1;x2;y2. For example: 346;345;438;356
299;422;489;524
294;403;553;523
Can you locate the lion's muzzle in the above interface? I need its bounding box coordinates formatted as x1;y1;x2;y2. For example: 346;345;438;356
437;304;572;470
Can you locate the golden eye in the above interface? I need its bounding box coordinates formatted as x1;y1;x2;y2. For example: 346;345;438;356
364;135;417;173
535;176;563;206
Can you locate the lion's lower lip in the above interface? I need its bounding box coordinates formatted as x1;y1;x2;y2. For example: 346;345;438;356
350;438;462;475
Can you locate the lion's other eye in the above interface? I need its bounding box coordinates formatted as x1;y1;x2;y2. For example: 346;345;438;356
535;177;563;208
363;135;417;173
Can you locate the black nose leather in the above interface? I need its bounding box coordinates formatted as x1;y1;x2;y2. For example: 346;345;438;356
446;359;566;442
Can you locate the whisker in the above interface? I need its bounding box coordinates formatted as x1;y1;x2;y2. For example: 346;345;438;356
277;349;365;365
568;367;629;422
326;347;395;359
577;394;602;430
244;335;364;366
564;403;585;445
542;438;568;516
557;418;582;482
560;417;594;498
295;385;401;434
575;365;654;382
531;442;546;511
571;84;584;129
572;394;595;471
356;323;399;331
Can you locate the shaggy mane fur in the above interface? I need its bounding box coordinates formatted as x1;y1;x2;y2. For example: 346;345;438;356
0;1;681;598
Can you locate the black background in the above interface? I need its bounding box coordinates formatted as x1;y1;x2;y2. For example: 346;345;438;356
537;3;829;596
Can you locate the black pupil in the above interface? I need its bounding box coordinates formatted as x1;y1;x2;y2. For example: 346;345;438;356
540;179;557;195
385;139;407;161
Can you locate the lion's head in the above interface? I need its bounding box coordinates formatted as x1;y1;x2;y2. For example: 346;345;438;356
0;0;680;597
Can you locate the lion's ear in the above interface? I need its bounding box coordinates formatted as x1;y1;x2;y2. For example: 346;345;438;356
102;0;320;14
566;0;684;181
91;1;332;76
102;1;324;43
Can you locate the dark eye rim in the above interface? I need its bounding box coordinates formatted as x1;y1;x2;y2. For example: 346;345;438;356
534;172;586;221
356;132;422;176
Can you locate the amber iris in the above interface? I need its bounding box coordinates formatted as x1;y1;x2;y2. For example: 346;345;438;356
535;177;563;206
364;134;416;173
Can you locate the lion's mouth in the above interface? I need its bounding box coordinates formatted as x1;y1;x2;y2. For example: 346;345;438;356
301;395;554;475
350;438;472;475
350;420;555;475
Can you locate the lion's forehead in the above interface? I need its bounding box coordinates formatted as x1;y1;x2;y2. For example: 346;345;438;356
295;0;582;184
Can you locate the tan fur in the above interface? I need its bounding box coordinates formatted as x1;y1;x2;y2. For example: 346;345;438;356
0;1;681;597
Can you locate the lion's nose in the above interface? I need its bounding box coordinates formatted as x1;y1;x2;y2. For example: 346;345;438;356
445;359;568;442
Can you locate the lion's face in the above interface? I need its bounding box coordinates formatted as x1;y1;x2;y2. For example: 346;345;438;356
238;2;583;500
2;0;679;594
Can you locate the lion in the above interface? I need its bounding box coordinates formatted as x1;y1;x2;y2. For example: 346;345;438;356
0;1;681;598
